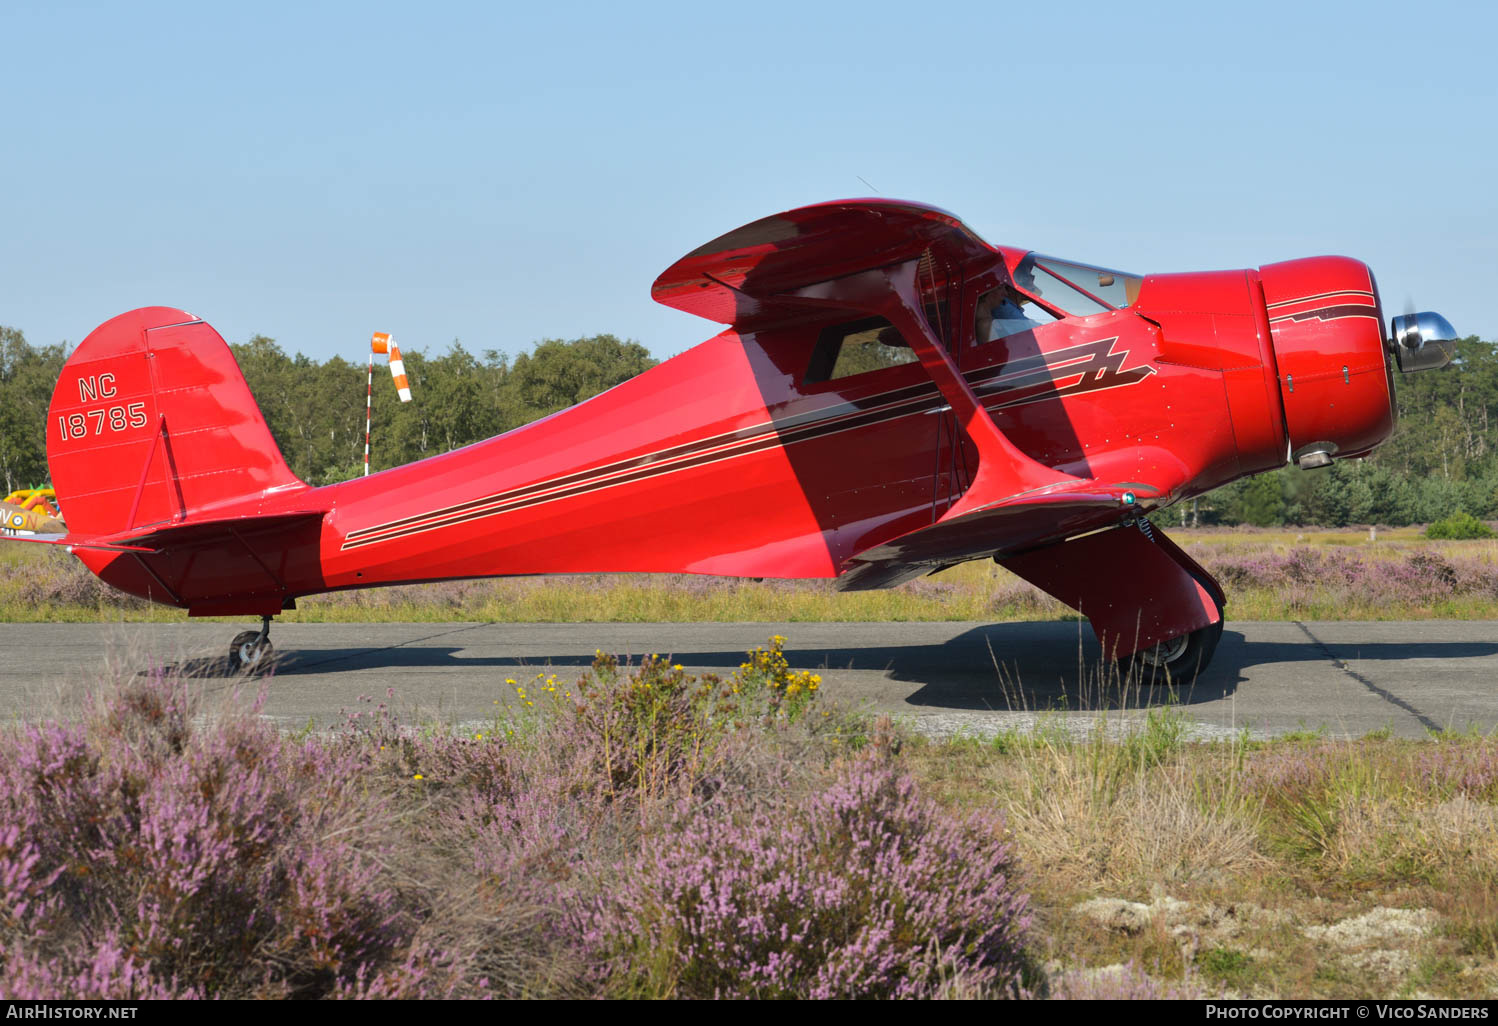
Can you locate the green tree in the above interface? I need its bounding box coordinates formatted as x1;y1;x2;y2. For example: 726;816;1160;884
0;327;66;495
422;343;505;454
1237;474;1286;526
507;334;656;417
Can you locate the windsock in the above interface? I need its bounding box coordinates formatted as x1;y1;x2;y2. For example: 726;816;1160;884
366;331;414;476
371;332;413;402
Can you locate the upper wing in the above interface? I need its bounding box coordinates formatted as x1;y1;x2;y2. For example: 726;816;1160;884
659;199;1134;575
651;199;1000;330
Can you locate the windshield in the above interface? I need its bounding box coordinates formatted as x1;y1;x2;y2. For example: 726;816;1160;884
1015;255;1142;316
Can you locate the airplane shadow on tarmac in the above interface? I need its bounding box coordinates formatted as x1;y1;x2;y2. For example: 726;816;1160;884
161;621;1498;715
889;625;1498;712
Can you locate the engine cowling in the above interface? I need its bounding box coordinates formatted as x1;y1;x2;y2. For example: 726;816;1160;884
1259;256;1397;467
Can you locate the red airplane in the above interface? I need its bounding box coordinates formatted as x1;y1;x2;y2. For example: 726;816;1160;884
7;199;1457;679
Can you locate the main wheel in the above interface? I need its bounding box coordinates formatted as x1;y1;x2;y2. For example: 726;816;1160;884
1127;616;1224;685
228;630;274;674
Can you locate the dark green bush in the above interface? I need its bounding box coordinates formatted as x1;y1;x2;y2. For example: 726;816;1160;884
1425;511;1496;540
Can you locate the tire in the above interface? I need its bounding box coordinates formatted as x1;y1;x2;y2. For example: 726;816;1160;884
228;630;274;674
1126;616;1223;685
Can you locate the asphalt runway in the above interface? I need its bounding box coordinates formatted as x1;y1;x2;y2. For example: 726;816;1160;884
2;620;1496;739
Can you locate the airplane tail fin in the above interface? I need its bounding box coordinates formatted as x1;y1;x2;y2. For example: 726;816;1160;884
46;307;306;538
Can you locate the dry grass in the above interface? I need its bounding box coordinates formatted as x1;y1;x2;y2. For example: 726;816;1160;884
1005;754;1263;889
905;720;1498;999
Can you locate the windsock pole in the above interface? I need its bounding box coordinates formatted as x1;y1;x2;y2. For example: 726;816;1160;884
364;335;380;477
365;331;412;476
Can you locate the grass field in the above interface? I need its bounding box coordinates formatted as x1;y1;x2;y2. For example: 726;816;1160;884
5;526;1498;623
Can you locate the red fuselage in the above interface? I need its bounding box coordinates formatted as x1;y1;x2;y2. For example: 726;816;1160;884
71;251;1394;618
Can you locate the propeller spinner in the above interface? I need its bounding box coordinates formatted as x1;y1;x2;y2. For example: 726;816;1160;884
1388;311;1459;372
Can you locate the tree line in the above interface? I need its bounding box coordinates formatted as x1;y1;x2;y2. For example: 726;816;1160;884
0;328;657;492
2;323;1495;527
226;333;657;485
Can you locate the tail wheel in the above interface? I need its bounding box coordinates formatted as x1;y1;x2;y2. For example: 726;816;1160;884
228;630;273;674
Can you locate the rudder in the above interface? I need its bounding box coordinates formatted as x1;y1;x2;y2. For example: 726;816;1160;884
47;307;304;538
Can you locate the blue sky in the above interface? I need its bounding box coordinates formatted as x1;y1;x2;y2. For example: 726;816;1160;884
3;0;1494;363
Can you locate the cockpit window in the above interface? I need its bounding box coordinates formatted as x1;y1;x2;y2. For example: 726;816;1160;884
974;287;1058;344
804;317;918;382
1017;255;1142;316
804;298;950;383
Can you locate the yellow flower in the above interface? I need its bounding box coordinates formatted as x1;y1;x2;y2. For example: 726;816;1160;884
413;774;424;781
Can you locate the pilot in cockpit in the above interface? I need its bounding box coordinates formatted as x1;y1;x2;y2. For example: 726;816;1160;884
974;287;1045;343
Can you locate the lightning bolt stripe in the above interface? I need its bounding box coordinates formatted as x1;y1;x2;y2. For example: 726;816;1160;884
1268;304;1382;325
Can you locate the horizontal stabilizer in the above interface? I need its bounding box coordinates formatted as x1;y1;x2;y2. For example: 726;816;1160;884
6;510;329;617
0;532;155;553
100;511;328;552
0;510;327;555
